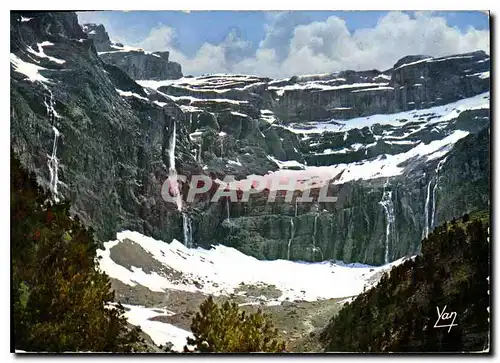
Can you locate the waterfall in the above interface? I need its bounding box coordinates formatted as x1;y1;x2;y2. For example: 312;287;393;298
431;158;447;229
379;183;395;264
197;142;202;163
167;121;182;211
312;213;319;261
226;198;230;222
294;199;298;217
168;122;177;173
287;218;295;260
182;212;193;248
47;126;60;202
422;178;432;239
423;158;448;238
44;87;61;202
43;87;57;120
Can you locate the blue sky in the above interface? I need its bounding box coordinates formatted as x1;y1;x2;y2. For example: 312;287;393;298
77;11;489;77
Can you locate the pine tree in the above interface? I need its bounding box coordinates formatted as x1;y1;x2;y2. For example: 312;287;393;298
184;296;286;353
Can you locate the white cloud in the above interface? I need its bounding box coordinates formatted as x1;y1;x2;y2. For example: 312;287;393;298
131;25;251;75
81;11;489;78
259;11;312;61
135;25;178;51
261;11;489;76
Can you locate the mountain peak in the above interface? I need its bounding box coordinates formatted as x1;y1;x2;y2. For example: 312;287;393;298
81;22;183;80
393;54;432;69
82;23;112;52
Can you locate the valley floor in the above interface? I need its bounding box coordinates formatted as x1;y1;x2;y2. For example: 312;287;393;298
99;230;411;352
111;278;349;352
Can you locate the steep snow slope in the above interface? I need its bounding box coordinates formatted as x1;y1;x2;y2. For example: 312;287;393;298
286;92;489;135
223;129;471;191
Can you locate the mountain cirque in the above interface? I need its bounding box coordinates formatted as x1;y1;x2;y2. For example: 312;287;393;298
10;11;491;352
11;12;490;266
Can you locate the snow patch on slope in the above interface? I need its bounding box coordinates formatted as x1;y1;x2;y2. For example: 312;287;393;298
136;74;266;94
97;231;410;304
26;42;65;64
269;82;389;93
225;129;469;191
10;53;50;83
115;89;149;102
286;92;489;135
122;304;191;352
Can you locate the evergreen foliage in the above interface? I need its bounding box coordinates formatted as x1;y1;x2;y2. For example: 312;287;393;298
320;212;490;352
184;296;286;353
11;153;143;352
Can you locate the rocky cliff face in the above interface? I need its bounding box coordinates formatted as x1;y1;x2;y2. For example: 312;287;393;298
11;11;190;245
82;23;183;80
81;23;112;52
11;12;490;266
268;51;489;122
99;49;183;81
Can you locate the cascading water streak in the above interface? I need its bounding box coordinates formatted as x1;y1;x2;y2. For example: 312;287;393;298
312;213;319;261
431;158;447;229
167;121;182;211
220;134;224;157
379;184;395;264
168;122;176;173
182;212;193;248
226;198;230;222
47;126;60;202
43;86;58;120
197;142;202;163
44;86;61;203
422;177;433;239
287;218;295;260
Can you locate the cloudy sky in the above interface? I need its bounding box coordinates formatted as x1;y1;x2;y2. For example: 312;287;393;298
77;11;489;78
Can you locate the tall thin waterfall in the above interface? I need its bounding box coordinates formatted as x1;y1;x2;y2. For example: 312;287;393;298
47;126;60;202
167;121;182;211
182;212;193;248
312;213;319;261
44;87;61;202
294;199;298;217
197;142;202;163
287;218;295;260
431;158;447;229
379;183;395;264
168;122;177;173
226;198;230;222
422;178;433;239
